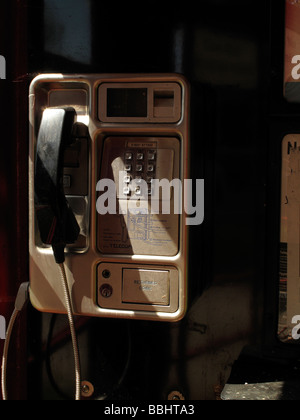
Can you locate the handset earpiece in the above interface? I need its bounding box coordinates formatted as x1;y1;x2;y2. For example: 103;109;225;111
34;107;80;263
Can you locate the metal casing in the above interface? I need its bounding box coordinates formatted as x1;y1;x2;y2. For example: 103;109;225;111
29;73;190;322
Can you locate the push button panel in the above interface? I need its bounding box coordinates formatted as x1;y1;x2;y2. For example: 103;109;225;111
123;147;157;197
100;136;178;201
98;136;180;257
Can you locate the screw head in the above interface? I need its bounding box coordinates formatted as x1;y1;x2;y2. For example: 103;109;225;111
167;391;185;401
81;381;94;398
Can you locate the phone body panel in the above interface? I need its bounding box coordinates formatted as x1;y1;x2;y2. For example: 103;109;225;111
29;73;190;322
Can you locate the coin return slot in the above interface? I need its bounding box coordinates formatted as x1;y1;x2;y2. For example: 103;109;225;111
122;269;170;306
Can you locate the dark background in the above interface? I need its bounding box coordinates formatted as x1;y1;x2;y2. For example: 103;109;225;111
1;0;300;400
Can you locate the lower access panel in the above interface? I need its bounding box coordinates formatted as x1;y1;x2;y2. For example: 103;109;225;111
97;263;179;314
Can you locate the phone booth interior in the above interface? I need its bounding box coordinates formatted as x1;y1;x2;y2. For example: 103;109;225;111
2;0;300;401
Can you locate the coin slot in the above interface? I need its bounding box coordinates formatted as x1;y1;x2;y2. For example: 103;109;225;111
153;90;175;118
154;90;174;107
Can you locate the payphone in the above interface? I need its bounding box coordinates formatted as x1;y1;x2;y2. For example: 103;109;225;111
29;74;190;322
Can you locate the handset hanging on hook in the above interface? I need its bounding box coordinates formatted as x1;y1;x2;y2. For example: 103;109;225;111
34;107;80;263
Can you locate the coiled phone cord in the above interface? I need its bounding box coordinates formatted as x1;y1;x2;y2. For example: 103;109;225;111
1;308;18;400
1;263;81;401
58;263;81;401
1;282;29;401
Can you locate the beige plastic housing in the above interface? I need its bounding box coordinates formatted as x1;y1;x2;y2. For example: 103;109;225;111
29;73;190;322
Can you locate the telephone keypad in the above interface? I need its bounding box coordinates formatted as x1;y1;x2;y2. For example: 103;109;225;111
125;152;133;161
124;175;131;184
124;148;157;197
148;152;155;161
123;186;130;195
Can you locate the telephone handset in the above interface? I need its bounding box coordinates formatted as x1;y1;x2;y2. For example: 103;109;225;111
35;107;80;263
29;74;190;322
